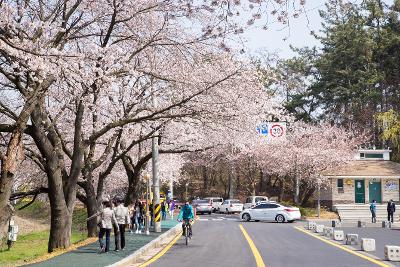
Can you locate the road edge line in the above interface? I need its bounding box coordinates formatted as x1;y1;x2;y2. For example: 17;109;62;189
239;224;266;267
294;226;392;267
137;220;197;267
138;231;181;267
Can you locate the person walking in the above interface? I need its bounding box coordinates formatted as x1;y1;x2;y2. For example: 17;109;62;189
169;199;175;220
387;199;396;223
128;204;135;233
370;200;377;223
114;198;130;251
149;202;154;226
87;200;119;253
134;200;144;234
161;201;167;221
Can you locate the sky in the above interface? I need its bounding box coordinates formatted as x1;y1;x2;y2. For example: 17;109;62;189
242;0;325;59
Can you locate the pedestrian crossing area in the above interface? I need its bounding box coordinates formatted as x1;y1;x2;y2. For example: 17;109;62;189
196;216;240;222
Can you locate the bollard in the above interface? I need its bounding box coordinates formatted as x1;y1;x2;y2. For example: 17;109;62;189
324;227;334;238
357;220;366;228
361;238;376;252
346;234;359;245
308;221;317;230
382;221;391;229
384;245;400;261
333;230;344;241
315;224;324;233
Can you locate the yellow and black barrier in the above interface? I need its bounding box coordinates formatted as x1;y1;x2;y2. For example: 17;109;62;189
154;203;161;222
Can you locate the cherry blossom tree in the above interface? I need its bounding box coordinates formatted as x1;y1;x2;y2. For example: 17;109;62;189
1;0;308;250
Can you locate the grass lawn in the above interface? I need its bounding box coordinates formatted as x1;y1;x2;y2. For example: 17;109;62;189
0;230;86;267
0;201;89;267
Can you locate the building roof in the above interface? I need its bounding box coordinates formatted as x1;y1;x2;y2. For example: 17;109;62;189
324;160;400;178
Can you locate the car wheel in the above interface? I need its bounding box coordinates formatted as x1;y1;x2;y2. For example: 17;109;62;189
208;211;212;215
255;220;260;222
276;214;285;223
226;208;229;214
242;213;251;222
218;208;221;214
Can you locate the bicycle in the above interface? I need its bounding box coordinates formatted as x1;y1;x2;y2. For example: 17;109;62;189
180;219;192;245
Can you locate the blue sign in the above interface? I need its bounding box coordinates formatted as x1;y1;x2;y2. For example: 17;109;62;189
256;123;269;136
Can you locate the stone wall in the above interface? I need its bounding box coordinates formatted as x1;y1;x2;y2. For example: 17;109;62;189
332;178;354;204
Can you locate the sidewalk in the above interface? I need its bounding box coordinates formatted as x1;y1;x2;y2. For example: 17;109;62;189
27;219;178;267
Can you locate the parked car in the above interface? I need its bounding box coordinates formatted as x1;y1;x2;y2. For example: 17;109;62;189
204;197;224;212
192;199;212;215
240;202;301;223
243;196;269;209
218;199;243;214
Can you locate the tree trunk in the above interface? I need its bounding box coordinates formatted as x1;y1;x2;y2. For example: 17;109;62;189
294;175;300;204
0;120;28;239
31;102;84;252
202;166;207;196
279;179;285;202
258;169;263;194
0;201;13;241
83;181;99;237
301;187;316;206
48;200;73;252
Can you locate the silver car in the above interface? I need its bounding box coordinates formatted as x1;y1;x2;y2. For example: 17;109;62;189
192;199;212;215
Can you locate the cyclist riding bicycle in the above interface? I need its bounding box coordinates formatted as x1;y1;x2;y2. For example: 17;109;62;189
178;201;194;237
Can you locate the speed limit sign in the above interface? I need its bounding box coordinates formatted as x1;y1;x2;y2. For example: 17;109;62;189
270;124;285;137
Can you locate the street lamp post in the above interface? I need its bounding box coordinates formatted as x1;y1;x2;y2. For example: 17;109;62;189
317;181;321;219
144;172;150;235
185;182;189;201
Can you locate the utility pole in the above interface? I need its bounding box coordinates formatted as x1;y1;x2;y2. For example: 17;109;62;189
185;182;189;201
144;172;150;235
294;154;300;204
151;87;161;233
317;181;321;219
169;177;173;200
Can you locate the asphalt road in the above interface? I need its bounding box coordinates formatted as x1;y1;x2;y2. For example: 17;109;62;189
150;213;393;267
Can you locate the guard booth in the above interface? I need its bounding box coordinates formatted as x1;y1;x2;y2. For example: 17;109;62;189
321;149;400;207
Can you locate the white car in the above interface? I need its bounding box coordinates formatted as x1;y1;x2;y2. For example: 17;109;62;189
240;202;301;223
243;196;269;210
204;197;224;213
218;199;243;214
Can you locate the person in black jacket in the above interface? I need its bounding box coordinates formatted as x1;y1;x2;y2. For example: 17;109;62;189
387;199;396;223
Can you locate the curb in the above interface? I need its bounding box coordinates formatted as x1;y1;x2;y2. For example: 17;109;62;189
106;223;182;267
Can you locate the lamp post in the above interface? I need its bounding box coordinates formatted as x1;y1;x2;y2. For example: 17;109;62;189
185;182;189;201
144;172;150;235
317;181;321;219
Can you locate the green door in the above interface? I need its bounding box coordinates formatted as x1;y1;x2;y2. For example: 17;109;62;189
355;180;365;203
369;181;382;203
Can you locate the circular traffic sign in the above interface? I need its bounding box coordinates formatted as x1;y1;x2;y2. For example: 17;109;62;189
270;124;284;137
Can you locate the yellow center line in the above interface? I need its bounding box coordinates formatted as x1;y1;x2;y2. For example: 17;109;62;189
294;226;391;267
139;232;181;267
139;220;196;267
239;224;266;267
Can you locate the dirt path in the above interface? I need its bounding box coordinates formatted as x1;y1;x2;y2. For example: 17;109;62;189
13;215;49;235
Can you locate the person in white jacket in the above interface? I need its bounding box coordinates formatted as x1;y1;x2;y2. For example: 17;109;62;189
113;198;130;251
87;200;118;253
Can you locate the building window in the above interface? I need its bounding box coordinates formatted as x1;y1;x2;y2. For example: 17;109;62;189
365;153;383;159
337;179;344;193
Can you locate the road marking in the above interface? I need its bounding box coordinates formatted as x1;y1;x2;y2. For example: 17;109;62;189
139;220;196;267
294;227;391;267
239;224;266;267
138;232;181;267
